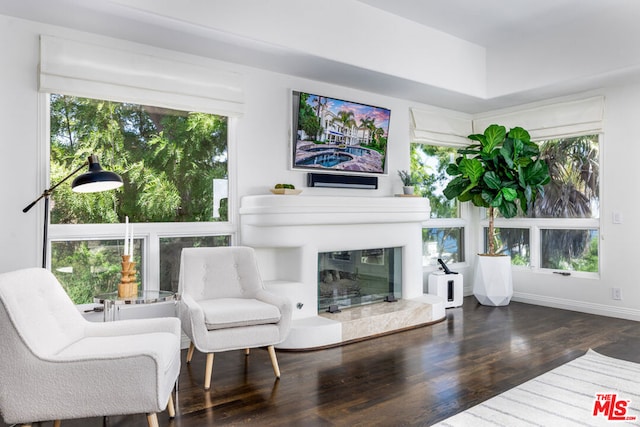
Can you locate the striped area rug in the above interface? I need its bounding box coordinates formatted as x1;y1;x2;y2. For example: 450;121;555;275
433;349;640;426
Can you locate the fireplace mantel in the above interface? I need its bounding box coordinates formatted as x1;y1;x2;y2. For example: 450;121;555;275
239;195;430;226
239;195;444;349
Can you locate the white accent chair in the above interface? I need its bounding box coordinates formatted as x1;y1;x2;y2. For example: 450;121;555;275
0;268;181;427
178;246;292;390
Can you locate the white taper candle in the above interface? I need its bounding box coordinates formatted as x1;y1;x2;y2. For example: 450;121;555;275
124;216;129;256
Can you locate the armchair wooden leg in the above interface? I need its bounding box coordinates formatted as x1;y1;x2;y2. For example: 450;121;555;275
245;348;250;356
267;345;281;378
54;422;61;427
146;413;159;427
186;341;195;363
204;352;214;390
167;393;176;418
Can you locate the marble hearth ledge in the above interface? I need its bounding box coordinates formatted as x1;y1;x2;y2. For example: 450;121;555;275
277;294;445;350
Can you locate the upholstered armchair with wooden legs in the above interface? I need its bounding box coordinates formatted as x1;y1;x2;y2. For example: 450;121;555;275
178;246;292;390
0;268;181;427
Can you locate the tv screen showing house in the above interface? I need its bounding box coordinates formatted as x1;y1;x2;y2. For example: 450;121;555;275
292;91;390;175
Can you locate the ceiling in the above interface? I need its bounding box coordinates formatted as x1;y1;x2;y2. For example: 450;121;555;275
1;0;640;113
358;0;620;47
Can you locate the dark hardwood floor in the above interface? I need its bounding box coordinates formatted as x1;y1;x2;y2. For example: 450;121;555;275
5;296;640;427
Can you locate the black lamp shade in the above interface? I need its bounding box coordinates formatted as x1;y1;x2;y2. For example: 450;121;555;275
71;155;123;193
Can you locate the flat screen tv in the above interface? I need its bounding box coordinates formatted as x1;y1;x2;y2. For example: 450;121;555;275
292;91;390;175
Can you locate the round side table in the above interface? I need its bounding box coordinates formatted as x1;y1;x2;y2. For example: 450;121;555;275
94;290;176;321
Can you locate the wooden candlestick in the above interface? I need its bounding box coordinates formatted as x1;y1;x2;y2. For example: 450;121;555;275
117;254;139;298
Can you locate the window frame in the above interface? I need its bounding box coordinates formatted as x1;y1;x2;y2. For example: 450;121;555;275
41;93;239;292
478;133;602;279
411;141;472;272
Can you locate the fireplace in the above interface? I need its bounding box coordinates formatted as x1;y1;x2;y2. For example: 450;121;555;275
239;195;445;349
318;247;401;312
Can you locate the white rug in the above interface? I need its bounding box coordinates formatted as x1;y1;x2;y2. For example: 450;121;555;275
433;349;640;426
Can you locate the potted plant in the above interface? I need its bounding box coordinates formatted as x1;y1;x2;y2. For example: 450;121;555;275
398;170;416;195
443;124;550;305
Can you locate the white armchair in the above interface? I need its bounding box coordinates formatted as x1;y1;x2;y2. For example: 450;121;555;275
178;246;292;390
0;268;181;427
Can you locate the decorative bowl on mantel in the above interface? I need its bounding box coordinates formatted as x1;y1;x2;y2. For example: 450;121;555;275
270;188;302;195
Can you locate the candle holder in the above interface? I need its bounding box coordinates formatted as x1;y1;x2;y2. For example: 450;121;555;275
117;254;139;298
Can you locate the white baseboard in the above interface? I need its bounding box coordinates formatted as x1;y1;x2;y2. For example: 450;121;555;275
512;292;640;322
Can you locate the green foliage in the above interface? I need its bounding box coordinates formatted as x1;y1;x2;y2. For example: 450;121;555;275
49;95;229;303
443;124;551;254
297;93;323;141
541;229;598;272
397;170;415;186
444;124;550;217
535;135;599;219
52;240;124;304
410;144;458;218
489;228;530;265
49;95;228;224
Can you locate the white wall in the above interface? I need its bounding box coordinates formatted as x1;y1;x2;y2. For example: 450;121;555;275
1;14;640;322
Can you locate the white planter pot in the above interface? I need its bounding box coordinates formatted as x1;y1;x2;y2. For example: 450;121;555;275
403;186;414;195
473;255;513;306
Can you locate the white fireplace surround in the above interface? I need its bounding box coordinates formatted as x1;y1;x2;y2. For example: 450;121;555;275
239;195;445;349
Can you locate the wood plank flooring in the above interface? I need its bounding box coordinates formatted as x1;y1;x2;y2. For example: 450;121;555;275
5;296;640;426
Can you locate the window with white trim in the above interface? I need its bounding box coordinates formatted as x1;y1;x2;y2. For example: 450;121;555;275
485;134;600;274
411;143;466;267
39;35;243;303
49;95;232;302
409;107;472;269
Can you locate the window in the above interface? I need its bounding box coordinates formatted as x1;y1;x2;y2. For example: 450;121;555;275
48;95;232;303
484;228;530;266
488;134;600;274
411;143;466;267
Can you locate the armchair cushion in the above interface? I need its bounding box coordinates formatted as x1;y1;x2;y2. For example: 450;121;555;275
200;297;281;330
57;331;180;375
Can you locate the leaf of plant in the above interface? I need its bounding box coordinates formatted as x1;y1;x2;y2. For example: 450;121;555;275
443;176;468;200
490;191;503;207
499;145;514;169
459;158;484;184
473;193;489;207
467;134;486;144
507;126;531;143
482;124;506;153
501;200;518;218
483;171;501;190
513;138;523;158
459;191;474;202
446;162;460;176
520;142;540;158
524;160;550;185
501;187;518;201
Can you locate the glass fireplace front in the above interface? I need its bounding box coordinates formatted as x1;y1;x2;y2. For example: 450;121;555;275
318;247;402;312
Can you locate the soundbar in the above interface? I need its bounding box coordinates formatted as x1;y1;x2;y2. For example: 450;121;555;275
307;173;378;189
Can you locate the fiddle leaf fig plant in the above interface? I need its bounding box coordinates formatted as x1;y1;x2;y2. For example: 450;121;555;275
443;124;551;254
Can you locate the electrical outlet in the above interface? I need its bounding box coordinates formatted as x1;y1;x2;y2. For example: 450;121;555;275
613;212;623;224
612;287;622;300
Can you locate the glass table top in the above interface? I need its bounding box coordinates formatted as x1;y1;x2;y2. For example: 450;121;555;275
94;290;176;305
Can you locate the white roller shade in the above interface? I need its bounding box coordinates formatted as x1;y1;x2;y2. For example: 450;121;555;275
410;107;472;146
39;35;244;116
473;96;604;140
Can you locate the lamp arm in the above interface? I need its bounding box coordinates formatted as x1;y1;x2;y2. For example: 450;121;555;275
23;160;89;213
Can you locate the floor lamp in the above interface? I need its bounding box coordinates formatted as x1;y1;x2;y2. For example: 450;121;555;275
23;155;123;268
